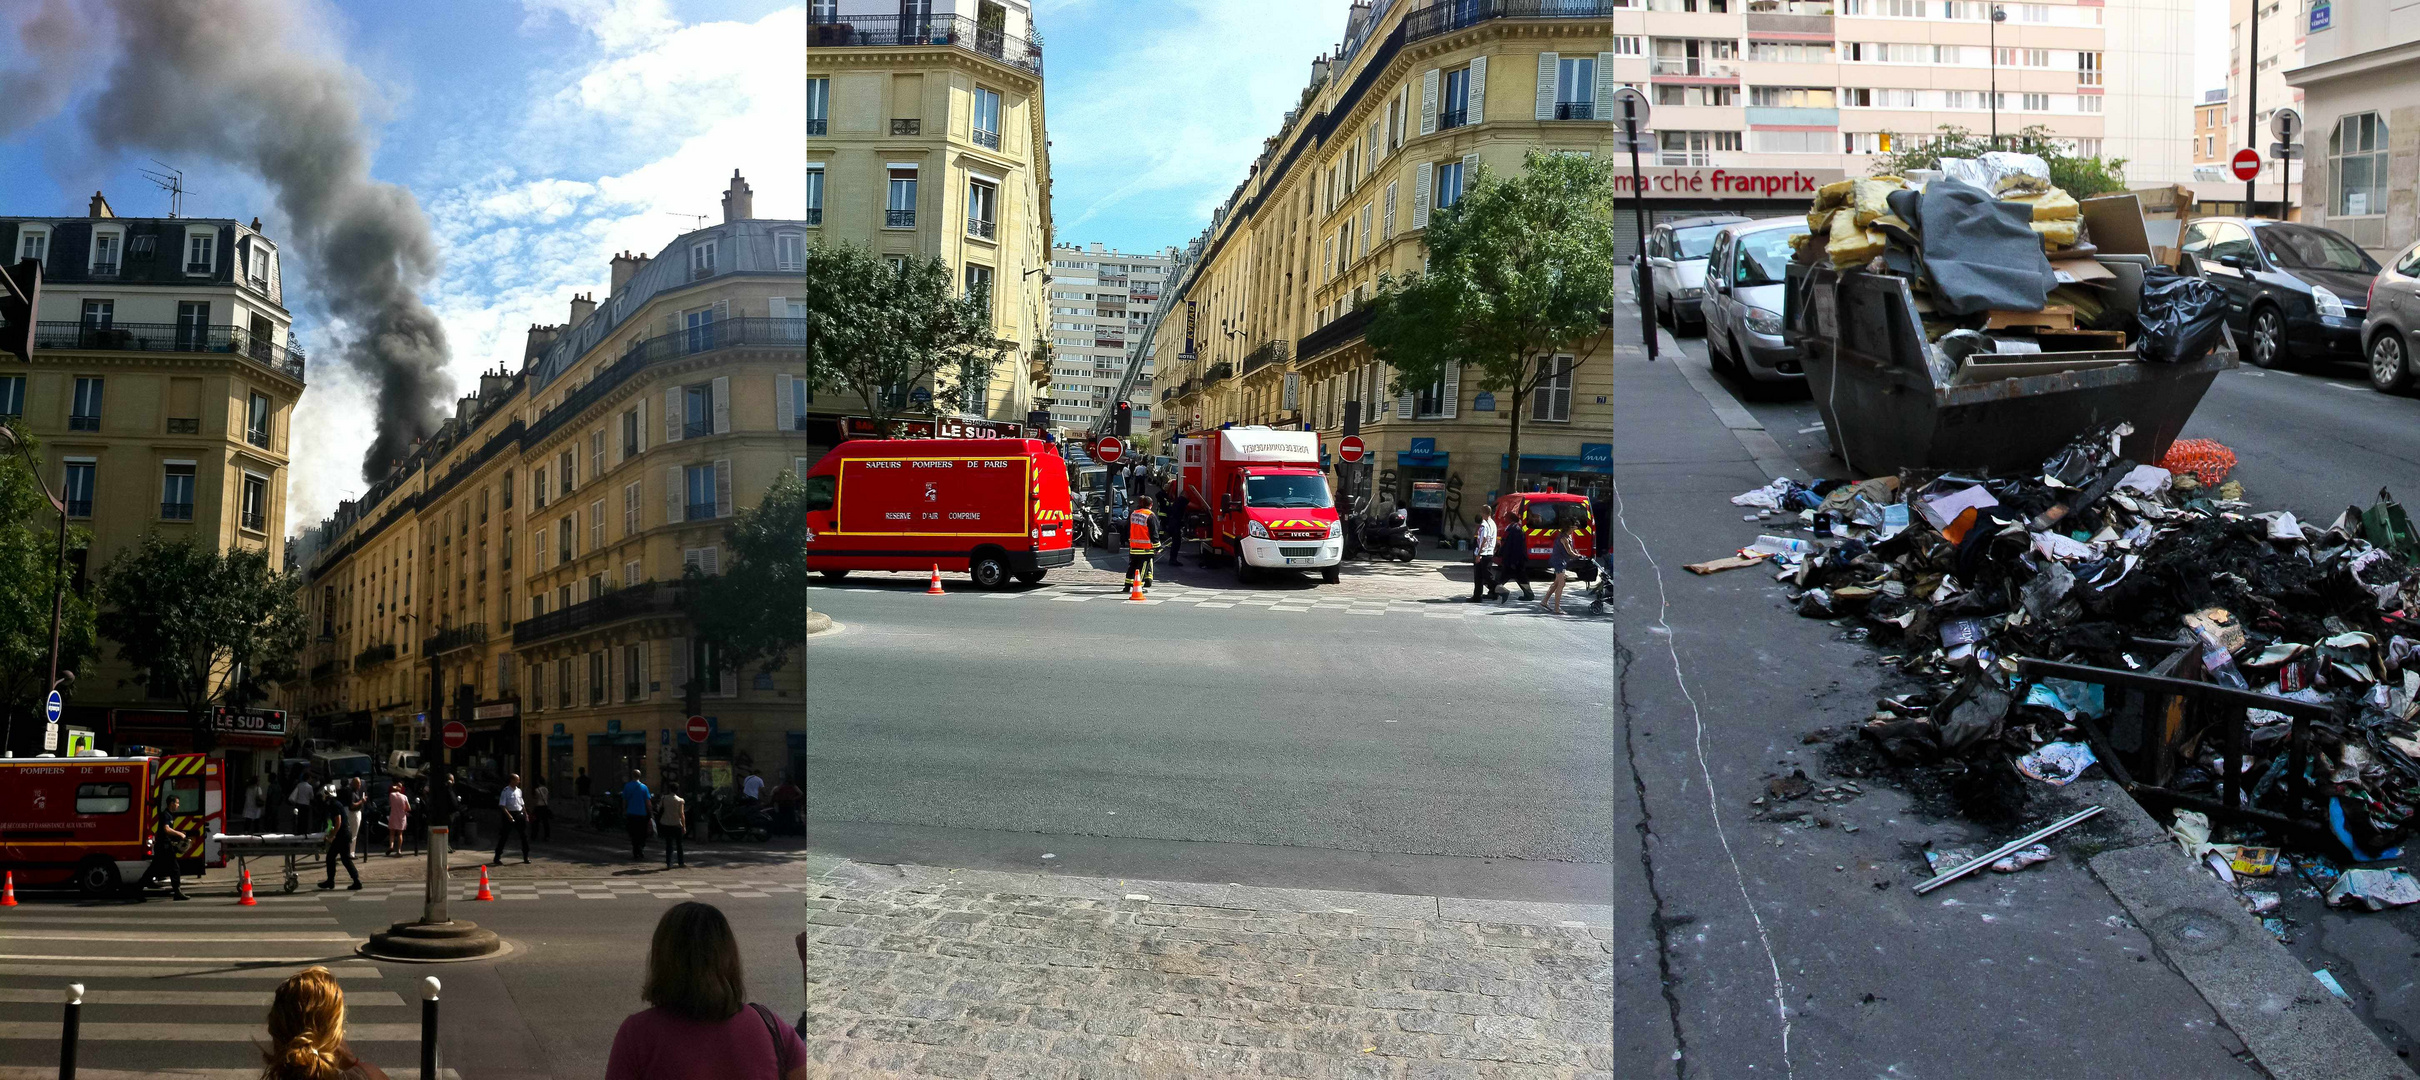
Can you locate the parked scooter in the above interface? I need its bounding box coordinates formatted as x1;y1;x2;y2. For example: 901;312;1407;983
699;790;771;843
1354;507;1418;562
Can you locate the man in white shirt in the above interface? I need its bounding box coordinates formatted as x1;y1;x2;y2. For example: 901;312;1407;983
740;771;764;804
1470;512;1501;602
492;775;530;865
286;774;316;834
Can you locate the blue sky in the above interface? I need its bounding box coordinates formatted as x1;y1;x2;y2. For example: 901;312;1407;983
0;0;801;530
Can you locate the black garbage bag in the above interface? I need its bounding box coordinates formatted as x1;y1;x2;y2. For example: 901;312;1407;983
2133;270;2230;364
1885;181;2055;316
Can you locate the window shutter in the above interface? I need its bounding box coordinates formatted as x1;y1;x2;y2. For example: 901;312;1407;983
1419;69;1439;135
713;299;730;324
1466;55;1487;121
1441;363;1460;419
1462;152;1481;183
635;397;646;453
702;545;721;577
1383;181;1397;238
711;376;731;434
1597;54;1618;120
714;459;732;518
776;374;795;430
666;466;683;524
638;642;649;699
1359;205;1371;258
663;387;682;442
1412;163;1433;229
1536;53;1559;121
1397;364;1415;421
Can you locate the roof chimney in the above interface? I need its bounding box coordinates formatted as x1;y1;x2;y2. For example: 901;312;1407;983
721;169;754;223
569;291;597;327
88;191;114;219
523;323;563;370
479;366;510;399
610;251;650;294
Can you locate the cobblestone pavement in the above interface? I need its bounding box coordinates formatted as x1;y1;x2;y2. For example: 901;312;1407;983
798;858;1613;1079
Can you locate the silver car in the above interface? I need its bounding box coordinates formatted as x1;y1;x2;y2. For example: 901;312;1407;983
1700;217;1813;393
2364;239;2420;393
1646;215;1749;336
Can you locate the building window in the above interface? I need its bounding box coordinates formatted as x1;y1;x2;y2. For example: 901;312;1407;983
89;231;120;276
972;86;1003;150
965;264;994;318
557;657;572;710
240;473;267;532
174;300;210;351
803;168;823;227
777;231;806;274
63;461;94;518
186;232;216;274
589;651;606;705
689;239;716;280
249;247;270;288
1555;56;1597;120
248;392;272;448
2331;112;2388;217
790;376;809;431
684;545;723;577
2020;93;2049;112
966;177;998;241
622;408;642;457
684;384;713;439
684;306;718;353
0;374;21;418
685;464;717;522
591;430;606;482
1747;40;1831;63
1439;65;1471;129
1434;161;1466;209
1658;130;1738;166
1748;86;1834;108
17;226;46;263
806;77;829;136
70;376;103;431
161;463;195;520
624;480;641;536
623;644;643;701
1612;35;1643;56
533;528;546;569
559;449;576;495
1749;129;1830;153
534;466;548;509
501;473;514;510
559;514;574;562
2077;50;2102;87
80;299;113;334
887;168;918;228
590;499;604;551
1532;356;1574;422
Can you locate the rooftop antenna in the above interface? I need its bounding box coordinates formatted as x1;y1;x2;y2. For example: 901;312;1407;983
138;160;190;218
666;212;710;230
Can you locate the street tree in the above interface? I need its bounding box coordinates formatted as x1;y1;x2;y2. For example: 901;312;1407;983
1365;149;1620;495
691;471;808;679
0;429;97;755
94;533;308;749
802;240;1011;436
1871;124;2128;197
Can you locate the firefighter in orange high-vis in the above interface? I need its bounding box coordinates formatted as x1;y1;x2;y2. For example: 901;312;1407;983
1128;495;1159;591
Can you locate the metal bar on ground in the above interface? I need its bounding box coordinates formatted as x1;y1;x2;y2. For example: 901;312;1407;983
1913;806;2105;895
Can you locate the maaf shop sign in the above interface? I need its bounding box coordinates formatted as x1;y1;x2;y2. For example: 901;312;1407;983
1615;167;1844;200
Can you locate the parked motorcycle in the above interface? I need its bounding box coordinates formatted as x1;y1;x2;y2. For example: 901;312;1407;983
699;790;771;843
589;792;624;831
1353;507;1418;562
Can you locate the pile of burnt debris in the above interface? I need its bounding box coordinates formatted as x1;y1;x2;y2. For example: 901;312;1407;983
1720;425;2420;912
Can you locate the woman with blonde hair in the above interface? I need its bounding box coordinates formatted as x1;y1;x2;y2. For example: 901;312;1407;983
260;966;386;1079
607;901;806;1079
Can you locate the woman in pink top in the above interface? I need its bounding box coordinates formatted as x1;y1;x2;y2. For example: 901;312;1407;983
606;901;805;1080
383;784;410;857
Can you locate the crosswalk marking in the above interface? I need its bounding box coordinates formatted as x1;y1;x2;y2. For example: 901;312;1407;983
0;1021;422;1042
0;931;356;944
0;987;406;1007
0;962;383;980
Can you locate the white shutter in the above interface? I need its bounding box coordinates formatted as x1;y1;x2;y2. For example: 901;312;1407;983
663;387;682;442
711;376;731;434
1397;363;1415;420
701;545;721;576
776;374;795;431
634;397;646;454
1597;54;1618;122
1383;181;1397;238
1359;205;1371;258
1462;152;1481;186
666;465;683;524
1419;69;1439;135
713;299;730;324
1441;363;1460;419
1466;55;1486;121
714;459;733;518
1412;163;1433;229
1536;53;1559;121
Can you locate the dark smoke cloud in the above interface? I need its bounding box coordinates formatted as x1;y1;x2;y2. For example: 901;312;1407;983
1;0;450;482
0;1;104;129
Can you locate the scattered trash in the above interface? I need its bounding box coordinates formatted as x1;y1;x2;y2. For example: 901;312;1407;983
1687;552;1774;575
2014;741;2097;786
2313;969;2352;1001
1914;806;2104;895
2168;810;2213;859
2324;867;2420;911
2208;844;2279;877
1767;771;1815;802
2262;917;2290;941
2238;889;2281;916
2156;439;2236;487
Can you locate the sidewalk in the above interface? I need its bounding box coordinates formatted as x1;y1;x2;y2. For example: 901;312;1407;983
1608;324;2409;1079
797;856;1611;1079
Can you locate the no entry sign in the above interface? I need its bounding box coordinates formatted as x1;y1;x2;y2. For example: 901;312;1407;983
1095;436;1124;464
1337;436;1366;463
2230;148;2262;182
440;721;468;750
686;715;709;744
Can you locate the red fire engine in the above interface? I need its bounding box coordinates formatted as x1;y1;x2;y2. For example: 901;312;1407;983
0;751;228;894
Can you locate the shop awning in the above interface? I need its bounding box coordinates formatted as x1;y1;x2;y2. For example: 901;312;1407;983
1396;452;1449;468
1501;453;1610;475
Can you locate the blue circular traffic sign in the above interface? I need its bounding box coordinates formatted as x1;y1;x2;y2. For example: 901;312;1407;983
44;690;62;723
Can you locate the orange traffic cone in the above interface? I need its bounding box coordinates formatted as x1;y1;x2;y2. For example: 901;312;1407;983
1;871;14;907
237;868;258;906
927;564;945;595
474;864;494;902
1127;571;1147;602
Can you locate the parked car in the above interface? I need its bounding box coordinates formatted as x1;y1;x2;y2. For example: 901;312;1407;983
1701;217;1813;394
2176;217;2379;370
2361;240;2420;393
1645;215;1750;336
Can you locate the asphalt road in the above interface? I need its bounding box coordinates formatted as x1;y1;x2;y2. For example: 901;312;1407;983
801;578;1618;906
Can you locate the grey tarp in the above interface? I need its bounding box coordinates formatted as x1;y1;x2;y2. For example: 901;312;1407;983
1884;179;2055;317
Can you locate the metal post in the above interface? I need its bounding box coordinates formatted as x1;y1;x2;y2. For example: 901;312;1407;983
2246;6;2259;214
1622;101;1656;363
59;983;81;1080
1989;8;1999;147
420;976;441;1080
423;825;450;925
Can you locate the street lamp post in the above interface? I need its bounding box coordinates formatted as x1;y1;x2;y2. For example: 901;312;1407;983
0;423;71;758
1989;5;2007;150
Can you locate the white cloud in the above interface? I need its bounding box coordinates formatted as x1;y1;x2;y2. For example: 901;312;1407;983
1045;0;1350;239
286;2;802;531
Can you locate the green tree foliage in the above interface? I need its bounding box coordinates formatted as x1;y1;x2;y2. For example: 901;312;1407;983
0;431;97;754
802;240;1011;435
1872;124;2129;197
692;471;807;677
1365;150;1620;495
94;533;307;749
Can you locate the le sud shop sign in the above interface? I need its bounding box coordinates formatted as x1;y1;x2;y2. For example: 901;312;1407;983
209;706;288;737
843;416;1028;440
1614;167;1845;200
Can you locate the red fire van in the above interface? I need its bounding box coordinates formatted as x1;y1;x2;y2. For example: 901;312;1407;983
803;438;1076;589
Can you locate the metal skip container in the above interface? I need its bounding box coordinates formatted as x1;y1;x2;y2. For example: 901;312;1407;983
1786;260;2233;478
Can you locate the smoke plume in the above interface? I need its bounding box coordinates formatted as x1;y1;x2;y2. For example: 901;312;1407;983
2;0;450;482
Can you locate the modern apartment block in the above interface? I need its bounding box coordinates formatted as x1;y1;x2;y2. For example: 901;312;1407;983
1043;242;1174;436
286;174;807;798
2286;0;2420;256
2226;0;2306;156
806;0;1053;456
0;192;304;763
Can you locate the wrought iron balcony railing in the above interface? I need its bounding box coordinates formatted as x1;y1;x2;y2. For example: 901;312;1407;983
36;320;307;382
1556;101;1597;120
1403;0;1618;43
808;13;1042;74
968;218;997;241
887;209;916;228
354;642;397;671
424;623;487;656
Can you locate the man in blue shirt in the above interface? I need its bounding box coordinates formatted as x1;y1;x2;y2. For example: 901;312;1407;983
620;770;653;861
